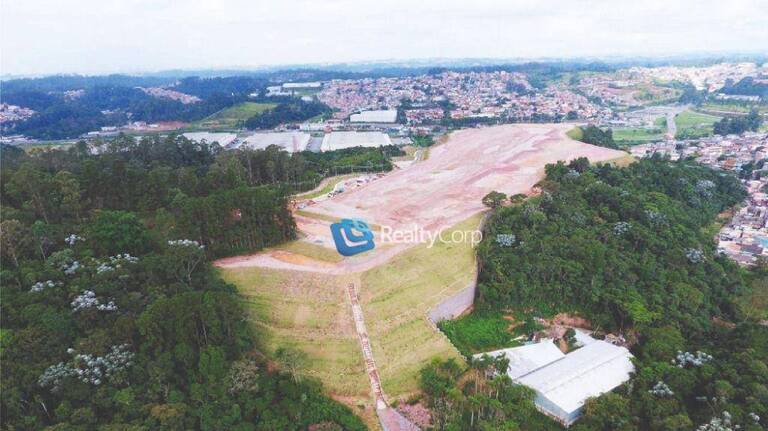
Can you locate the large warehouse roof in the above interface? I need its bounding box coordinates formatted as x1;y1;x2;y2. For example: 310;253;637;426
283;82;321;89
321;131;392;151
475;340;564;379
516;340;634;426
182;132;238;147
240;132;310;153
350;110;398;123
478;332;634;427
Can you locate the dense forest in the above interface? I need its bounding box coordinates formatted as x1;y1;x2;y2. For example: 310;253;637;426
720;77;768;98
571;126;619;149
418;356;560;430
243;100;331;130
1;75;338;140
713;108;763;136
0;135;396;258
1;76;271;139
444;157;768;430
0;136;403;430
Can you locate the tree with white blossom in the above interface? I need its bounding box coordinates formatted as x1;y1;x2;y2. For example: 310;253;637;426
39;345;134;391
71;290;118;312
167;239;206;285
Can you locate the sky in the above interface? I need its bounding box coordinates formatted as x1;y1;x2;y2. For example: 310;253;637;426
2;0;767;76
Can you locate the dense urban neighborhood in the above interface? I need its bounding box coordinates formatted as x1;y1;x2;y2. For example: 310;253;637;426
632;132;768;264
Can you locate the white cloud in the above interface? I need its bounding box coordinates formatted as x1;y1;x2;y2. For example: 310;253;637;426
1;0;766;76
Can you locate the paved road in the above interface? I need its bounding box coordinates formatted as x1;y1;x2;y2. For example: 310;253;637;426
651;105;689;140
665;112;677;139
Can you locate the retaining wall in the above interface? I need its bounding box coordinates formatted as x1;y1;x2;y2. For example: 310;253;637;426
427;281;477;324
427;211;490;324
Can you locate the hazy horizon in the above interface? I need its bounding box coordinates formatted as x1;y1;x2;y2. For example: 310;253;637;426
2;0;768;77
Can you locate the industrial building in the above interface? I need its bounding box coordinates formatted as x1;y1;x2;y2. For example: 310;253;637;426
283;82;322;89
350;109;398;123
320;131;392;151
477;332;634;427
240;132;310;153
182;132;238;147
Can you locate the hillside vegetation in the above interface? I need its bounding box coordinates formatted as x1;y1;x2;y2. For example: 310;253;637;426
436;157;768;430
0;137;408;429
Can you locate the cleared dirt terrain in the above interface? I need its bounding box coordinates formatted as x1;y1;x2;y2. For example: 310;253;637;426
312;123;624;232
217;123;627;273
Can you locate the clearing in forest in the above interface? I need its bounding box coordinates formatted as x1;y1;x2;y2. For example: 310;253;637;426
216;124;630;427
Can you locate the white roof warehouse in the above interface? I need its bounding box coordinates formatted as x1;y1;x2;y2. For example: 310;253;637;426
349;109;398;123
476;332;634;427
240;132;310;153
182;132;238;148
320;131;392;151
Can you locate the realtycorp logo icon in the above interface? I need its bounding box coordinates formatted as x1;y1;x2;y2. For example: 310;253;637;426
330;218;375;256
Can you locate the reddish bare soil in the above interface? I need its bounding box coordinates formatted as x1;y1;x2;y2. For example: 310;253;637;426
215;124;626;273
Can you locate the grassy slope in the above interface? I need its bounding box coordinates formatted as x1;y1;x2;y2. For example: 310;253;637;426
221;214;482;405
218;215;482;431
294;174;356;200
219;267;369;396
192;102;276;130
565;127;583;141
360;214;482;396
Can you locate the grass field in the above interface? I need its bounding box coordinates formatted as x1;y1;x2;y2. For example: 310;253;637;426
700;102;768;115
674;110;721;139
612;127;666;144
391;145;418;162
359;214;482;396
192;102;276;130
438;312;524;356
